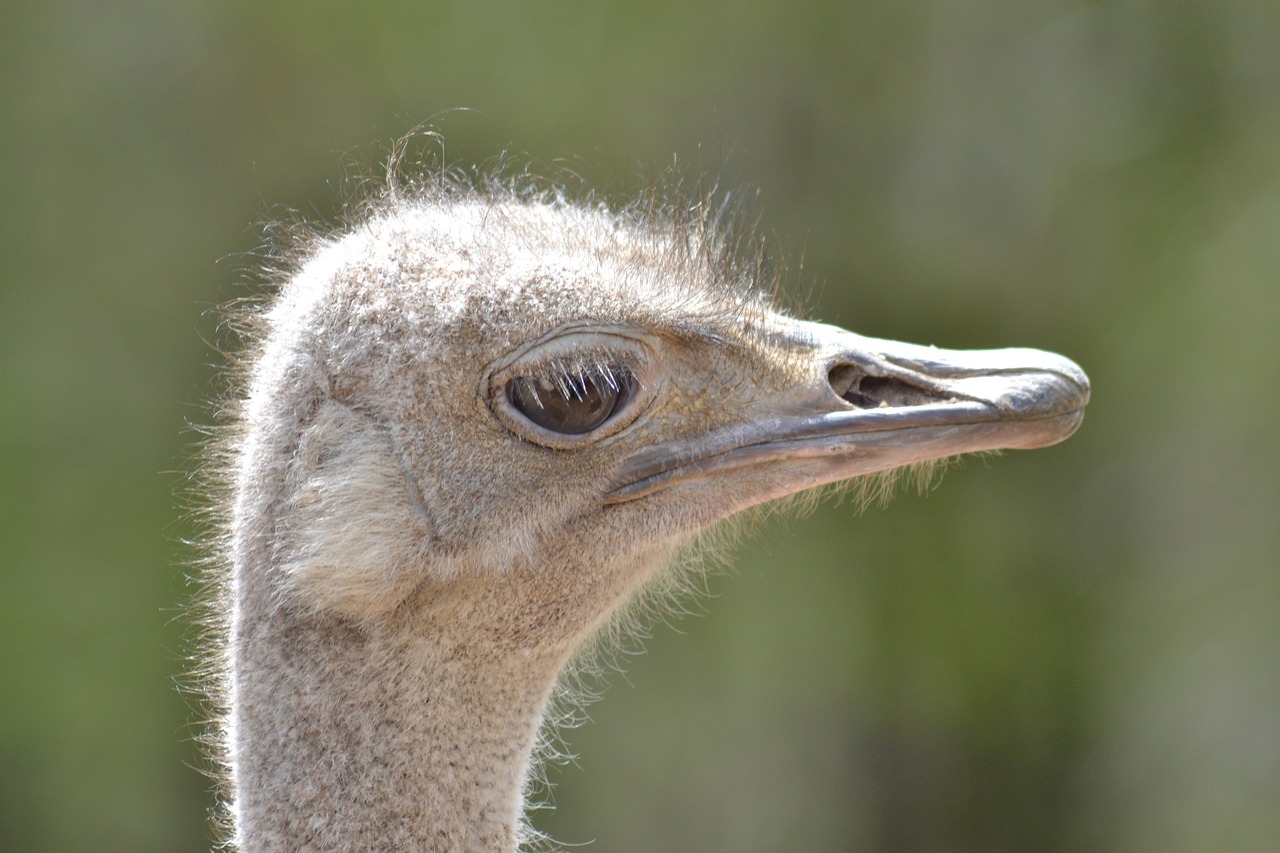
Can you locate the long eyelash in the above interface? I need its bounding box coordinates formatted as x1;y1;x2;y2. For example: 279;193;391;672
538;355;634;401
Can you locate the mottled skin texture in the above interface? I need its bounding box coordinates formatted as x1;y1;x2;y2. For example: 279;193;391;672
219;186;1087;851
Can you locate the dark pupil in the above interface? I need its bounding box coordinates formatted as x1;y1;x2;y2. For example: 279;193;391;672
508;370;627;435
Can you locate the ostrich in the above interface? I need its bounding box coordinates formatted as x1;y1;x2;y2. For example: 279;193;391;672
203;170;1088;852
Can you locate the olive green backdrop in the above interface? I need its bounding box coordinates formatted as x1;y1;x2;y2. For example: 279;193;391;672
2;1;1277;851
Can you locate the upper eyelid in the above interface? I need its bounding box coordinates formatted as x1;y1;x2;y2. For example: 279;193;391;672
507;349;639;381
483;324;659;393
491;328;653;373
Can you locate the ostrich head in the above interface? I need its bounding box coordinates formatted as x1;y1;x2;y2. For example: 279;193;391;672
210;172;1088;851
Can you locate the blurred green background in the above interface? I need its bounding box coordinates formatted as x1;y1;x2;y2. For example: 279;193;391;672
2;1;1277;851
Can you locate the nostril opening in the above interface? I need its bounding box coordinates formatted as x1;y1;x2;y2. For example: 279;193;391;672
829;363;949;409
858;376;931;407
828;363;881;408
827;363;861;398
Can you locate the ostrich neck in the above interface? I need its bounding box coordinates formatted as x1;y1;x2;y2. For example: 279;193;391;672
229;568;609;852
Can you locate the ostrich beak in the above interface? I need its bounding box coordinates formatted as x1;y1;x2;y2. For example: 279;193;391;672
604;319;1090;508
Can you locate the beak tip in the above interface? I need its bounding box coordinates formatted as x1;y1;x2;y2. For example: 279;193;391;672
1013;406;1088;450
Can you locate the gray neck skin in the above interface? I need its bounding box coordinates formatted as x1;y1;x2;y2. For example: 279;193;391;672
228;555;651;853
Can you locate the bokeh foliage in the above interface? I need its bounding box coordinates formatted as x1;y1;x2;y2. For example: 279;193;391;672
1;1;1277;850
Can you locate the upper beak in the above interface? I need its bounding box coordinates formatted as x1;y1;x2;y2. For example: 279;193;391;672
604;319;1090;508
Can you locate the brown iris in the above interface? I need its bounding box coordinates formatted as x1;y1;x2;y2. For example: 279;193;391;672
507;367;634;435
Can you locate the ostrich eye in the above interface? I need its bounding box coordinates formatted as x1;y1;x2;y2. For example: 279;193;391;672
507;366;634;435
487;330;660;448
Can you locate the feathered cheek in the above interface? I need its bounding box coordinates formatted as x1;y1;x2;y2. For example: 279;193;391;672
277;398;438;619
